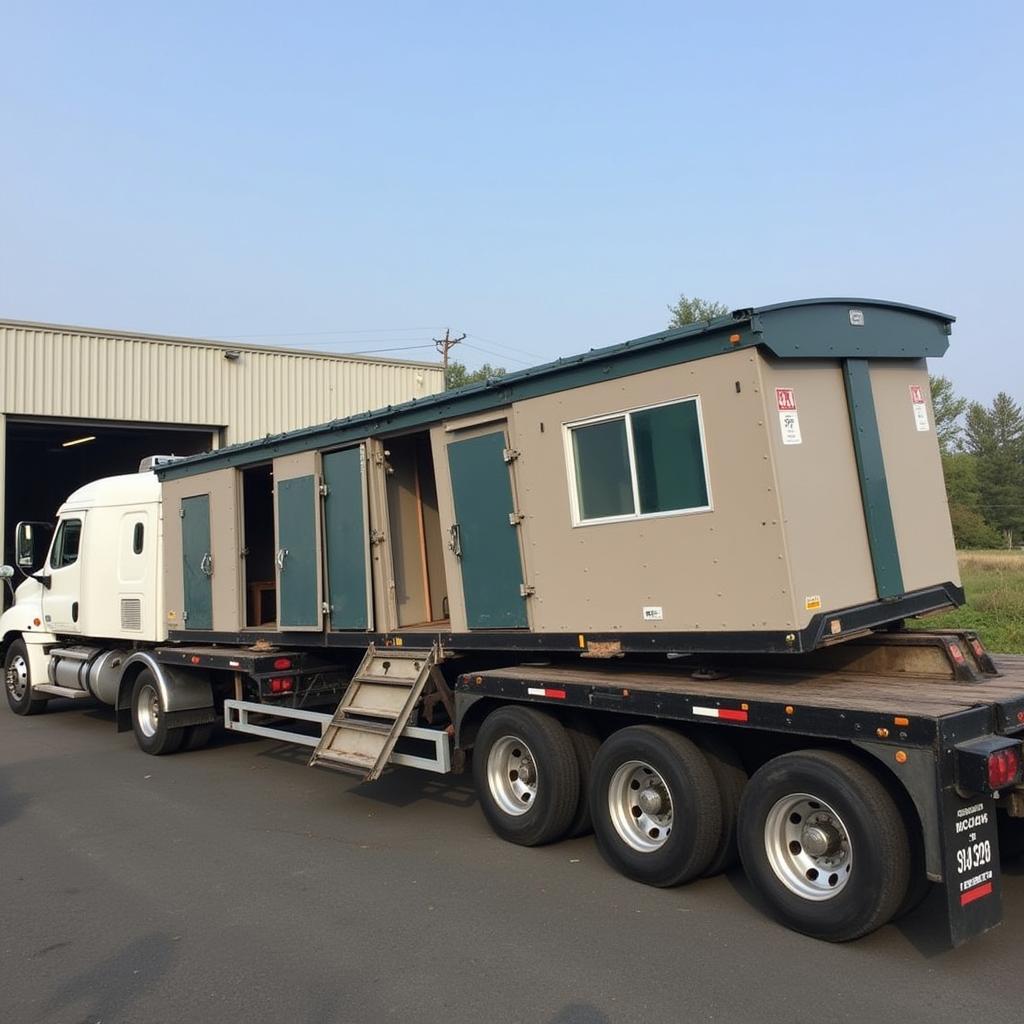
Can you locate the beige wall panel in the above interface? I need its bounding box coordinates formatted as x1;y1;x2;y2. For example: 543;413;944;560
0;321;443;444
506;352;793;633
758;357;877;627
161;469;242;632
870;360;960;592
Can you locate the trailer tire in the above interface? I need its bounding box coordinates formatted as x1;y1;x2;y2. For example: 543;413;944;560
131;671;184;756
182;722;215;752
694;733;747;877
738;750;911;942
4;639;48;716
473;706;580;847
998;812;1024;861
564;719;601;838
590;725;722;887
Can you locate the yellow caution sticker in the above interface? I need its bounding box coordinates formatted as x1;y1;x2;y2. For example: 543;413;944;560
805;595;822;611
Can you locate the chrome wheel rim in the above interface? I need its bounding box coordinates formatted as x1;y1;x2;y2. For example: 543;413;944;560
487;735;538;816
608;760;673;852
6;655;29;701
136;682;160;738
764;793;853;900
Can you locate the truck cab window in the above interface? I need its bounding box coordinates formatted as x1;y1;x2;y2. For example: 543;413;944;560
51;518;83;568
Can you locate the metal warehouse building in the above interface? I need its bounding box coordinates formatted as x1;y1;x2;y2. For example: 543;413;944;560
0;319;444;570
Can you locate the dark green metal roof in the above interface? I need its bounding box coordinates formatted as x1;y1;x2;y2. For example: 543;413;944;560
158;297;955;480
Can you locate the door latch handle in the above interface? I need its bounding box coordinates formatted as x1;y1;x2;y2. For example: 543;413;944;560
448;524;462;558
200;552;213;577
276;548;289;570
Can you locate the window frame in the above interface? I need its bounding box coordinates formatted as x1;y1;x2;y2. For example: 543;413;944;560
49;516;84;569
563;395;713;528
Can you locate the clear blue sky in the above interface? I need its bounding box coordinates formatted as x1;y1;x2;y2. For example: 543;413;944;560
2;1;1020;403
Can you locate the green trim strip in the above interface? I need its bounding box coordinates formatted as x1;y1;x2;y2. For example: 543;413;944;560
842;359;904;599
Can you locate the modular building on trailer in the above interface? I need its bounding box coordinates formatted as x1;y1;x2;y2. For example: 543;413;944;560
155;298;961;652
3;298;1023;949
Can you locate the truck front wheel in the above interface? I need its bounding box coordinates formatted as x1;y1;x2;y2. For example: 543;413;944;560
5;639;48;716
738;750;911;942
131;671;184;755
473;706;580;846
589;726;722;887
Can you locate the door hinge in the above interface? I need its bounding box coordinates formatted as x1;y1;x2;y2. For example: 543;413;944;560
179;508;185;518
319;482;329;497
370;528;386;546
502;447;520;463
519;583;536;597
321;601;330;614
182;610;188;622
508;511;525;526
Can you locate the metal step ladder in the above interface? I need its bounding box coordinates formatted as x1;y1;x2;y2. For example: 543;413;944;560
308;644;437;781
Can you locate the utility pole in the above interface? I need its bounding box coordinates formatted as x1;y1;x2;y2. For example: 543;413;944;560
434;328;466;386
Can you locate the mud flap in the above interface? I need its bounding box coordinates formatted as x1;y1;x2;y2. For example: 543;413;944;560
939;788;1002;946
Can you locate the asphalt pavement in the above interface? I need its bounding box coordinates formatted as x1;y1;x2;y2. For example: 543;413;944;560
2;699;1023;1024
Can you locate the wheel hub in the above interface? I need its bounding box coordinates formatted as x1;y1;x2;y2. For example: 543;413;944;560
607;760;674;853
638;786;665;815
801;822;841;858
486;735;539;817
6;656;29;701
764;793;853;901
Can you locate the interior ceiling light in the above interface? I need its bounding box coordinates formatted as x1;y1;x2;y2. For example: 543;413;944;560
61;435;97;448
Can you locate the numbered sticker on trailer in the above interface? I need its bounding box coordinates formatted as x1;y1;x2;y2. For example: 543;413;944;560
776;388;802;445
910;384;930;432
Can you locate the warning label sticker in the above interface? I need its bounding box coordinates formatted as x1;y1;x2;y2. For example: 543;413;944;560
805;595;822;611
776;388;802;444
910;384;929;432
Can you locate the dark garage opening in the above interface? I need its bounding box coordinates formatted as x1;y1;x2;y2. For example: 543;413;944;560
3;416;217;573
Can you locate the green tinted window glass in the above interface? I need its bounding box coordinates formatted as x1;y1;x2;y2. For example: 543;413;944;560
632;401;708;514
572;418;634;520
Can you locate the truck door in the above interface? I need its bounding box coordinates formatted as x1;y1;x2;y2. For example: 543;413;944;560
41;514;86;633
181;494;213;630
322;445;373;630
446;429;528;629
274;451;324;630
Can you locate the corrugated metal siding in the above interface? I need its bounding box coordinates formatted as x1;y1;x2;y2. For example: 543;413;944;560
0;322;444;443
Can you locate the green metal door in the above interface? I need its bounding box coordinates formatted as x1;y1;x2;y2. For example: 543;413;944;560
276;474;321;629
181;494;213;630
446;430;527;629
323;446;372;630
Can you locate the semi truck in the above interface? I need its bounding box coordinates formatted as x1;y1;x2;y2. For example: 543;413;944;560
3;297;1022;947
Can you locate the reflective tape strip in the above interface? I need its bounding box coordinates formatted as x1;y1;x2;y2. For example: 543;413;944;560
693;705;749;723
527;687;567;700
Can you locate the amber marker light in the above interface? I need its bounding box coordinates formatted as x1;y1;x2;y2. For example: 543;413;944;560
895;751;908;764
785;705;794;715
894;716;910;727
729;333;741;344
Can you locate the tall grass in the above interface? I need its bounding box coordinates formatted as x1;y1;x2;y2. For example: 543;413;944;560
915;550;1024;654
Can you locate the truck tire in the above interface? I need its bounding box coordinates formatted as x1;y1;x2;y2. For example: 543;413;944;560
4;639;48;716
564;718;601;838
694;733;747;877
738;750;911;942
131;671;184;755
589;725;722;887
473;706;580;846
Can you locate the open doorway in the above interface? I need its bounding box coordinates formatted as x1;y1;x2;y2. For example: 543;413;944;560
241;463;276;627
385;432;448;627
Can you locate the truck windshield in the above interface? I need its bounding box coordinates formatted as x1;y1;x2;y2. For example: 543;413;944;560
50;518;83;568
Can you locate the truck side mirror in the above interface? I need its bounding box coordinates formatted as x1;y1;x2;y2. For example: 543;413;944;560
15;521;53;575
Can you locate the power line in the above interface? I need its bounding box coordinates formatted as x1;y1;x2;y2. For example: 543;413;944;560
462;340;533;368
465;331;549;362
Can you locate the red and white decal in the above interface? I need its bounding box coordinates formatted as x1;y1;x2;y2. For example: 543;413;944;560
775;388;802;445
960;879;993;906
909;384;929;431
527;687;567;700
692;705;748;723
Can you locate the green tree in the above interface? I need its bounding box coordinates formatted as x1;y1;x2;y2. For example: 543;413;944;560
446;360;506;390
667;294;730;328
963;393;1024;547
928;374;967;455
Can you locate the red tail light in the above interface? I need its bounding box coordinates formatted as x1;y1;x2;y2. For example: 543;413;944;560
269;677;294;694
988;747;1021;790
273;657;292;670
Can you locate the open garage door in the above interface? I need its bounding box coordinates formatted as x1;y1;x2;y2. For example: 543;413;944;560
2;416;219;592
